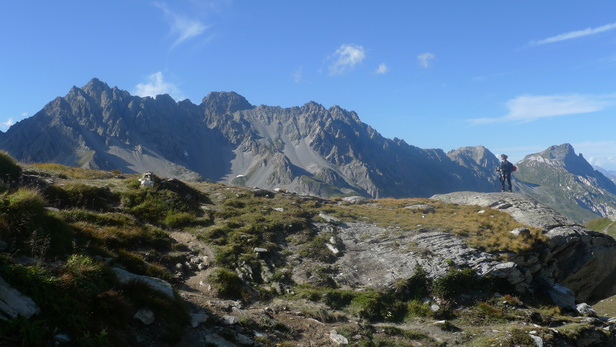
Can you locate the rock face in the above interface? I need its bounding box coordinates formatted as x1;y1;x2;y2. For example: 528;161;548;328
431;191;616;304
331;223;530;293
307;192;616;307
0;78;500;199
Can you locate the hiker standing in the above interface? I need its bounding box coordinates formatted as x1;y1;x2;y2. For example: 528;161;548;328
497;154;514;192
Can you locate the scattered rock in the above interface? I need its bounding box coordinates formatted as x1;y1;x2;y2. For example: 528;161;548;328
112;268;175;299
547;283;576;310
576;303;597;317
53;334;71;344
204;333;236;347
235;332;254;345
341;196;369;204
190;312;209;328
510;227;531;237
404;204;435;214
139;171;157;187
222;315;239;325
528;333;543;347
134;308;155;325
0;276;40;320
330;331;349;345
319;212;342;225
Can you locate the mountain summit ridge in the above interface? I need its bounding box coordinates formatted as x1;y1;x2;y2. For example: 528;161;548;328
2;78;616;222
0;78;501;199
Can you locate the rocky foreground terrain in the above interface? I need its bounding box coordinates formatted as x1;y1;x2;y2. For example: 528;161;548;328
3;156;616;346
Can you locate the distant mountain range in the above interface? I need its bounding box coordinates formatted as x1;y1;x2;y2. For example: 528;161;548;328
1;78;616;222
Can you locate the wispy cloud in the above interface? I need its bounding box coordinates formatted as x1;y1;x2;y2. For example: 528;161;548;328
469;93;616;124
155;2;208;49
0;118;15;131
134;72;185;100
328;44;366;75
292;67;303;83
417;52;435;68
529;22;616;46
374;63;388;75
574;140;616;170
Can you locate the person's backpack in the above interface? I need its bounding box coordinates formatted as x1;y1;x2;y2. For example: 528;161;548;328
512;165;517;172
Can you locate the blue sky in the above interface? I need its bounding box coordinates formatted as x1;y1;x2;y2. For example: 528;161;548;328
2;1;616;169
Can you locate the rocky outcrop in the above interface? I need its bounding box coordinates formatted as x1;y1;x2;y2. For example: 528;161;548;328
330;223;530;293
431;191;616;304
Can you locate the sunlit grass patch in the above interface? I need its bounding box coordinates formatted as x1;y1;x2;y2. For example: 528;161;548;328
319;198;545;254
28;163;120;180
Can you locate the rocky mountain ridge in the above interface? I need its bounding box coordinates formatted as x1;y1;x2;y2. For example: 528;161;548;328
2;79;616;223
514;144;616;222
0;78;500;199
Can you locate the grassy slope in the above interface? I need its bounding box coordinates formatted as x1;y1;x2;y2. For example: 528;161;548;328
0;157;611;346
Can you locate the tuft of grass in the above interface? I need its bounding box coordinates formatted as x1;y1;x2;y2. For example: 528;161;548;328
207;267;248;300
28;163;120;180
44;183;119;211
0;150;22;187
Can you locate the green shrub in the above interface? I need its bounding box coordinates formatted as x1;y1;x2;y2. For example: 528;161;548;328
60;254;111;297
44;183;119;211
208;267;247;300
432;267;478;300
0;188;73;257
120;182;205;227
350;290;388;321
163;211;197;228
0;150;21;186
392;266;429;301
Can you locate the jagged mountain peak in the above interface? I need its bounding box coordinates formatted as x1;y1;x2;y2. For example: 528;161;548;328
516;144;616;221
447;145;496;167
522;143;594;175
81;78;112;98
201;91;253;114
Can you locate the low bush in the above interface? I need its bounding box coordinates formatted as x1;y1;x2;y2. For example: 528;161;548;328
44;183;119;211
208;267;248;300
432;267;479;300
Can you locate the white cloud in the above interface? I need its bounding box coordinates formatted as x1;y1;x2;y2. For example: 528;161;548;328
375;63;388;75
155;2;208;49
134;72;185;100
529;22;616;46
573;140;616;171
292;67;303;83
0;118;15;130
469;93;616;124
417;52;435;68
329;44;366;75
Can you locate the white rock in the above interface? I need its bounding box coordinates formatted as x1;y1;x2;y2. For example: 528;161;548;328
134;308;155;325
